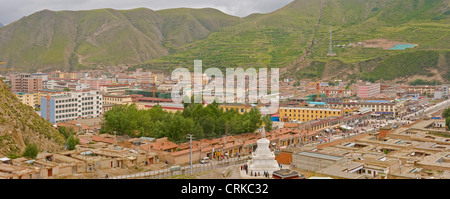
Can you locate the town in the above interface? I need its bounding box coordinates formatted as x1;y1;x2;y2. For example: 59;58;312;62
0;67;449;179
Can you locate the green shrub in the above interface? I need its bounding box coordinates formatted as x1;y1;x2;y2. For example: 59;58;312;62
22;143;39;159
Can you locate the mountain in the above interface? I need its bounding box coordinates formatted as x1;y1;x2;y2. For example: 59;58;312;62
0;0;449;82
0;8;240;72
134;0;450;82
0;79;65;156
0;23;3;27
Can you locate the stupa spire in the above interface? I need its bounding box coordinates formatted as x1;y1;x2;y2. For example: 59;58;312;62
261;121;266;138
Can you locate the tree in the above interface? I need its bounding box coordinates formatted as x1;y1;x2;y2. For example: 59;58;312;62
63;87;70;91
58;126;75;139
67;135;80;150
262;115;273;132
442;108;450;119
58;126;80;150
101;99;268;142
443;108;450;130
22;143;39;159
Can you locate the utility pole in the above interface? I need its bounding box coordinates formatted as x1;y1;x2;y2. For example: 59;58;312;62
187;134;194;175
113;131;117;146
199;142;202;161
97;161;101;179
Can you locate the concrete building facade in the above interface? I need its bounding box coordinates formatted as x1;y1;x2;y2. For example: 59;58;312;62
10;73;44;93
357;83;380;98
41;90;102;123
279;107;342;122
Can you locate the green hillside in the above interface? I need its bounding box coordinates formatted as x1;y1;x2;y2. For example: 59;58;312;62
0;0;449;82
133;0;321;71
0;8;240;72
134;0;450;82
293;0;450;82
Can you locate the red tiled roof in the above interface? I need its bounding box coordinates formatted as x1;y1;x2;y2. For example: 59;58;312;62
79;137;89;145
283;123;298;128
140;140;177;151
172;145;214;156
92;135;115;144
243;139;257;146
100;84;130;87
144;105;183;110
134;97;173;102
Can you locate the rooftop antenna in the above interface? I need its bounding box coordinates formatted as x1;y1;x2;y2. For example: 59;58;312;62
327;27;336;56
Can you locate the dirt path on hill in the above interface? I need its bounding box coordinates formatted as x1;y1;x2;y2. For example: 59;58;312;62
282;0;325;77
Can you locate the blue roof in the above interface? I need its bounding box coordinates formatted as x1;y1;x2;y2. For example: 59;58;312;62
140;137;156;141
390;44;415;50
307;101;327;105
366;100;389;103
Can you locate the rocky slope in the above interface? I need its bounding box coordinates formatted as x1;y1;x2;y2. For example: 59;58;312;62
0;79;65;156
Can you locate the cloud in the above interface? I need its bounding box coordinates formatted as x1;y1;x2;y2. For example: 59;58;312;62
0;0;294;25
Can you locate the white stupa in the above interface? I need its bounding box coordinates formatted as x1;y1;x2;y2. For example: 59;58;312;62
247;123;280;175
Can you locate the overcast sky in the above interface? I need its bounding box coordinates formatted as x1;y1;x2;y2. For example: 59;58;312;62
0;0;294;25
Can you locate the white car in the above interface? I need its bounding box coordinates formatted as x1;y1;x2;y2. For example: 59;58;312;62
200;157;210;164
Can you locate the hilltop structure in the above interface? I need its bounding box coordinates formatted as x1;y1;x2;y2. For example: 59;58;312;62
327;27;336;56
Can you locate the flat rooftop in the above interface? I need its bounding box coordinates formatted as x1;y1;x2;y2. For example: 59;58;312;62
295;151;344;161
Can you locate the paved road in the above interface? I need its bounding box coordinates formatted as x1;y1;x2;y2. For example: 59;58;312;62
109;156;249;179
405;99;450;119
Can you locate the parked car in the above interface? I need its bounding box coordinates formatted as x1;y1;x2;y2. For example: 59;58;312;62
200;157;210;164
170;165;181;172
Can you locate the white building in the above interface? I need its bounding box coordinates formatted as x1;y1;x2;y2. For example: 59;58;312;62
75;83;90;91
41;90;102;123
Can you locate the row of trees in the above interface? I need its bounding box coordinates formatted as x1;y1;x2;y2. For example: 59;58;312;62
443;108;450;131
409;79;442;86
101;102;272;143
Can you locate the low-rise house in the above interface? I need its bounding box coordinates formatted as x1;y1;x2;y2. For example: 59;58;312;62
0;163;39;179
317;161;366;179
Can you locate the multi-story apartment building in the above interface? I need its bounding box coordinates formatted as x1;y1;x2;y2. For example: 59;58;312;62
10;73;45;93
45;78;79;91
408;85;438;96
357;83;380;98
102;95;133;112
14;92;38;107
433;85;448;99
116;76;136;84
219;104;255;114
102;95;133;105
327;101;402;117
99;84;130;95
40;91;102;123
79;78;114;90
321;89;353;97
279;107;343;122
34;90;64;106
50;71;78;79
